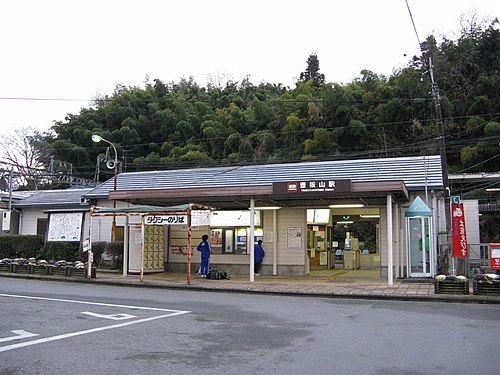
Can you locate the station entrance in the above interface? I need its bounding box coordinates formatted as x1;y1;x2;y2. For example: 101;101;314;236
307;208;381;273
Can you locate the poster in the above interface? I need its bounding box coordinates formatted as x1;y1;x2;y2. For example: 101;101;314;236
320;251;328;265
211;229;222;246
287;227;302;248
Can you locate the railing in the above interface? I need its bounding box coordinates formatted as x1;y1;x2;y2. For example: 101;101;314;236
467;243;491;276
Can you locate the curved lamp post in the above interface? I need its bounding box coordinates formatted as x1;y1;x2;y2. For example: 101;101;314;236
92;134;118;241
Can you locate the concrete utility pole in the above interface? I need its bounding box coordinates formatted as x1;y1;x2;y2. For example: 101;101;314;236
429;57;451;272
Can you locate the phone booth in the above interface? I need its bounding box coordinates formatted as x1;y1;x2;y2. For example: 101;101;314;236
405;196;435;278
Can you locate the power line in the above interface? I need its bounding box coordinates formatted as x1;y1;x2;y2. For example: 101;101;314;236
0;97;91;102
405;0;422;47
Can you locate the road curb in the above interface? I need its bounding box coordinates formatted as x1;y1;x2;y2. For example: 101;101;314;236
2;273;499;304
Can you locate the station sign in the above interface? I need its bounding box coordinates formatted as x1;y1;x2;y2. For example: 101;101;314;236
273;179;352;195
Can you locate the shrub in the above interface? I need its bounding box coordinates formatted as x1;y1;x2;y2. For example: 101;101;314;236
105;241;124;269
0;235;44;258
37;241;80;262
88;241;107;266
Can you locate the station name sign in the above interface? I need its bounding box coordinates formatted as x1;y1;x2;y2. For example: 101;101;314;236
273;179;352;194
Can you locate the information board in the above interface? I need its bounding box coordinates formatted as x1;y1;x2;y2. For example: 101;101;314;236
287;227;303;248
47;212;83;242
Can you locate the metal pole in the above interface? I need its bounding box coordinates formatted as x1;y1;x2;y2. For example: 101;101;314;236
88;215;93;279
140;215;144;283
249;198;255;282
429;57;451;273
273;208;277;276
8;169;13;211
394;203;400;278
387;194;394;286
92;135;118;242
187;207;192;286
123;215;129;276
111;143;118;242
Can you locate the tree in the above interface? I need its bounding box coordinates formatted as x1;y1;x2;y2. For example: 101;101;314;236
0;127;52;189
299;53;325;86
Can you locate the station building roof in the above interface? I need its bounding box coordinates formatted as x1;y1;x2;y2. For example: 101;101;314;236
12;188;92;208
84;155;443;209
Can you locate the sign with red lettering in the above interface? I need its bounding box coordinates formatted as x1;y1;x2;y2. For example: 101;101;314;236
490;243;500;270
451;197;468;258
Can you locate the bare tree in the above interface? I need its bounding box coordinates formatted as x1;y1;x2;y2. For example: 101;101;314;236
0;127;50;189
206;71;234;90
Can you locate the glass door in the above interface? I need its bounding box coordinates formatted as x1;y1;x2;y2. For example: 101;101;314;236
408;217;432;277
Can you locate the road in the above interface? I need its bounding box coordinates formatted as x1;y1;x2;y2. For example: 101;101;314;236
0;278;498;375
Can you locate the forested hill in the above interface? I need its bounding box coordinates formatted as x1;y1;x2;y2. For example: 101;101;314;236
41;19;499;184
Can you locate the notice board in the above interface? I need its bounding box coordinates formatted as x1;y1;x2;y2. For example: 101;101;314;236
47;212;84;242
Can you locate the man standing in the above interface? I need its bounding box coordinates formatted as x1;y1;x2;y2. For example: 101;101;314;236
197;234;212;278
254;240;265;276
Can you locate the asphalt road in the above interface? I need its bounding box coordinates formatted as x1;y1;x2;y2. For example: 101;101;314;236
0;278;499;375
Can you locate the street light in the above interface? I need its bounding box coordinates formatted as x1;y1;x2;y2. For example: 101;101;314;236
92;134;118;241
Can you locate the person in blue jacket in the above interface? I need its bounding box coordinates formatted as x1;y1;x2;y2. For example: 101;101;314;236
197;234;212;278
254;239;265;276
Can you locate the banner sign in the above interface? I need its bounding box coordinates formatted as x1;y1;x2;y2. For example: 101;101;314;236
145;215;187;225
451;197;468;258
490;243;500;270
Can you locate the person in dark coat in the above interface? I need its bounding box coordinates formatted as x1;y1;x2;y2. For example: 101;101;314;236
197;234;212;278
254;239;265;276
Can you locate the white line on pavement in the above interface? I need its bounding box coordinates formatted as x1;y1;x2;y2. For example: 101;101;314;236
81;311;137;320
0;330;39;343
0;311;189;353
0;293;189;312
0;293;191;353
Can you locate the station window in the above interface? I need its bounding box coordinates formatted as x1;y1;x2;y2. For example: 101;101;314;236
210;227;263;255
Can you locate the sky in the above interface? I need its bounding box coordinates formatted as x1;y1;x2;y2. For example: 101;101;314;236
1;0;499;136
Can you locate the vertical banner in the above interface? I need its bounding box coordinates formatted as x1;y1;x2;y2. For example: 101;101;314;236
451;196;468;258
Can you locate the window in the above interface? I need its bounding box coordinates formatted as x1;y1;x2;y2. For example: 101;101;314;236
209;227;263;254
36;218;48;236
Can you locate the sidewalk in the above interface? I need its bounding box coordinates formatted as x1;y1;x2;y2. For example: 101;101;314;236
2;270;499;303
5;269;497;304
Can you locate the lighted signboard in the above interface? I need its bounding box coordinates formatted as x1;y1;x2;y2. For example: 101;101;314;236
273;179;352;195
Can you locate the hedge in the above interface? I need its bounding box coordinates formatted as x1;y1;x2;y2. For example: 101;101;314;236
37;241;81;262
0;235;45;259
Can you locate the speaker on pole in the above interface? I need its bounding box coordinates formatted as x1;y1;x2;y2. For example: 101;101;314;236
106;159;116;170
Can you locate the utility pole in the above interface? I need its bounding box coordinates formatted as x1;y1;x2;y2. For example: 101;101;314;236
429;57;451;273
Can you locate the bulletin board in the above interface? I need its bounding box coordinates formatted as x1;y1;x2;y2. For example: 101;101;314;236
287;226;303;248
47;212;84;242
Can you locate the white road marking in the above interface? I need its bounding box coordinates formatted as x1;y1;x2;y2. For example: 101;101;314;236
0;293;191;353
0;330;39;343
0;293;186;312
81;312;137;320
